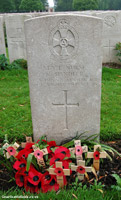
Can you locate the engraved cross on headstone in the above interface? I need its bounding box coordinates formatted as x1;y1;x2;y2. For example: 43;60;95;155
52;90;79;130
104;39;115;62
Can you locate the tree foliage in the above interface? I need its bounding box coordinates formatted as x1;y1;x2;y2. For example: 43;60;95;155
0;0;15;13
41;0;48;10
55;0;73;11
73;0;98;11
55;0;121;11
19;0;43;12
98;0;121;10
14;0;22;11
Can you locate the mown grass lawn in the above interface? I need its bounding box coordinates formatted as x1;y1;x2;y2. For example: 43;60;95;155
0;67;121;142
101;67;121;140
0;67;121;199
0;185;120;200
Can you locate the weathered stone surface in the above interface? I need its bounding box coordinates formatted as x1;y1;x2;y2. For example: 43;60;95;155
92;11;121;64
3;11;121;64
0;16;6;55
5;14;32;63
25;14;103;144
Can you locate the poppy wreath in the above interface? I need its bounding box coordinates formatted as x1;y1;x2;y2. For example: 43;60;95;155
1;136;107;193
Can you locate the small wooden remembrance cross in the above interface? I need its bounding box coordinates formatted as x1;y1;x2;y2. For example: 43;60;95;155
49;161;70;187
69;140;88;164
71;160;92;181
4;142;19;158
21;137;33;148
32;145;48;168
87;145;107;171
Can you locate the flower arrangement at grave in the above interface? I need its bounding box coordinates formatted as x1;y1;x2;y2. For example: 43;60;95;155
1;135;108;193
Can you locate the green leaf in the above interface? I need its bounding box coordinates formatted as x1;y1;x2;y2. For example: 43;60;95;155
70;151;75;159
26;153;33;172
31;156;40;171
51;147;58;153
3;134;9;144
63;157;69;160
45;154;48;161
101;144;121;157
38;135;47;145
112;174;121;187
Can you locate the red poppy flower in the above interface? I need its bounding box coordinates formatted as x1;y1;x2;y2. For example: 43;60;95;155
23;165;42;193
55;146;71;158
13;159;26;171
75;146;83;155
7;146;16;156
15;167;28;187
47;141;57;147
77;166;86;174
42;178;59;193
47;147;55;158
15;171;25;187
49;153;65;166
42;139;47;144
25;143;35;150
93;151;100;160
62;160;71;168
16;148;33;160
24;179;40;193
42;140;57;147
54;167;64;176
46;141;57;155
41;171;59;193
41;171;57;185
34;150;43;160
28;166;43;186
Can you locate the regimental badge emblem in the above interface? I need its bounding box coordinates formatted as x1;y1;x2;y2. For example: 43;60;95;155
104;15;116;28
49;19;79;60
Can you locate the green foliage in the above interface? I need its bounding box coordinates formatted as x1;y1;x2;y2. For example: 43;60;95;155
63;132;121;159
19;0;43;11
9;59;28;70
111;174;121;191
0;54;27;70
73;0;98;10
13;0;22;11
55;0;73;11
98;0;121;10
0;54;9;70
115;42;121;63
41;0;48;11
0;0;15;13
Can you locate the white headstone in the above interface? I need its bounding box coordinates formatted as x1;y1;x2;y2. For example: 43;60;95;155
5;14;32;63
25;14;103;144
93;11;121;64
0;16;6;55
